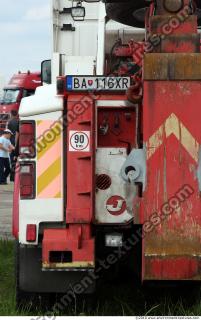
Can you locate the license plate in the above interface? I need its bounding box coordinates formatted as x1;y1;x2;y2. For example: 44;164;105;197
66;76;131;91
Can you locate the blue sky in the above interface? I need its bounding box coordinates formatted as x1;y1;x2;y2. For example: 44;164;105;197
0;0;51;80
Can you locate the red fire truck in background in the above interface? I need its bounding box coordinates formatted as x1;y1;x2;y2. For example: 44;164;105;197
0;71;41;132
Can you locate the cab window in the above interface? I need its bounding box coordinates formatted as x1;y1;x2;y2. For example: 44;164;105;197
2;89;20;104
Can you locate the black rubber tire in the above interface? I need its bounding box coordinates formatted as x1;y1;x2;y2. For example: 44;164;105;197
106;1;147;28
105;0;201;28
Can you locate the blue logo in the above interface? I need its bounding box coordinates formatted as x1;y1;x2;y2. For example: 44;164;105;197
67;76;73;90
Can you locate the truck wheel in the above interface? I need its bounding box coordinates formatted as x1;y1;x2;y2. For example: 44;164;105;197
105;1;147;28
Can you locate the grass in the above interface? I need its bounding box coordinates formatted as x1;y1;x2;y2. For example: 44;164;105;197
0;240;201;316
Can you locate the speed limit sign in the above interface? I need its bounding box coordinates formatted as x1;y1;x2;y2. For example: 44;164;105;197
69;131;90;152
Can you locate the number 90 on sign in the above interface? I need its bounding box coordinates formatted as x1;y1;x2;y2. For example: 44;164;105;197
69;131;90;152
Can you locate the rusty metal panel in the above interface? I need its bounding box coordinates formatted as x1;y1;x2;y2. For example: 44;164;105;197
150;15;197;35
142;80;201;280
145;257;200;280
144;53;201;80
153;34;200;53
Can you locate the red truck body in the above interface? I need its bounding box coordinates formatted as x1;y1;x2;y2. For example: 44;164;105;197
0;72;41;132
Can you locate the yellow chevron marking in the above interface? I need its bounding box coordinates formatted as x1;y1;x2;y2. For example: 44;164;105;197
146;113;199;162
37;122;62;160
37;158;61;195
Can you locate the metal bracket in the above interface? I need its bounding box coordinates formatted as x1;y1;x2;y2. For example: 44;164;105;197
61;24;75;31
120;148;146;190
59;8;72;14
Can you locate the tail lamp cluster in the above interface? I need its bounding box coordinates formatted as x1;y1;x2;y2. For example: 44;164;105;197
19;121;36;200
19;121;35;157
19;121;37;241
20;163;35;199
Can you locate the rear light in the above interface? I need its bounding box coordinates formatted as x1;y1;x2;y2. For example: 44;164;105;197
19;121;35;158
20;163;35;199
26;224;36;242
105;234;123;247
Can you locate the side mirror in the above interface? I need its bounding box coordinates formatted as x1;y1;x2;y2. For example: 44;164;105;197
41;60;52;85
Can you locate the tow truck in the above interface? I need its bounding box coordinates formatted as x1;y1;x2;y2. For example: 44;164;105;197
13;0;201;307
